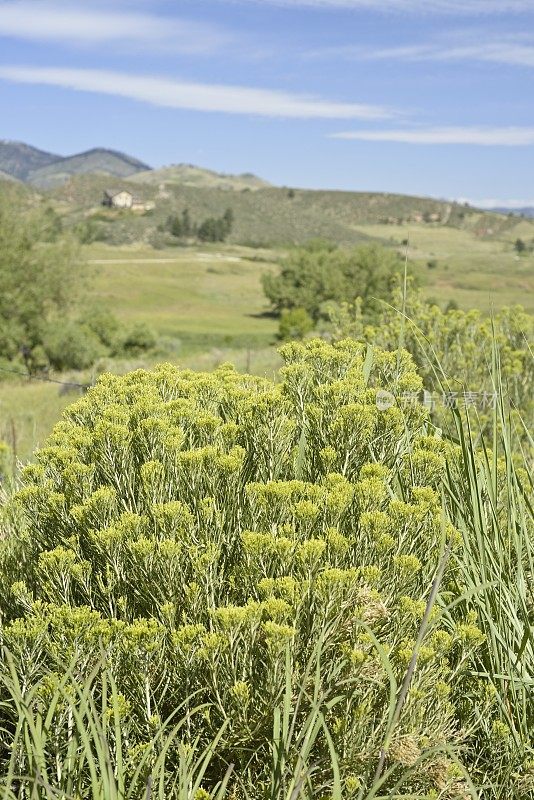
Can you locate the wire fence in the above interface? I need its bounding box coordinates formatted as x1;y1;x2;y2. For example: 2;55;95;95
0;365;92;390
0;366;94;472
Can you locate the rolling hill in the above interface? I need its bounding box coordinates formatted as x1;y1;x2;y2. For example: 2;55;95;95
130;163;270;191
48;171;529;250
0;169;21;183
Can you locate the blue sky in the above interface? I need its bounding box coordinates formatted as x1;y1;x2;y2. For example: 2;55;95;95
1;0;534;204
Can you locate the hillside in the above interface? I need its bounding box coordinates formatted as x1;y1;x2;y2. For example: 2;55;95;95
131;163;270;191
0;169;20;183
48;172;530;250
0;140;61;181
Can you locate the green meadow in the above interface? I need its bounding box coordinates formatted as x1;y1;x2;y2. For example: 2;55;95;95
85;242;278;347
355;222;534;312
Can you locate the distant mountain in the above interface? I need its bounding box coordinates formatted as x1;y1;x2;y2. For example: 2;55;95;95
0;141;151;188
28;148;151;189
0;140;61;181
489;206;534;219
130;163;270;191
0;140;266;192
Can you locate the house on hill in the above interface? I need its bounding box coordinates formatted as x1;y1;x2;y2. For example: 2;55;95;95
102;189;151;211
103;189;134;208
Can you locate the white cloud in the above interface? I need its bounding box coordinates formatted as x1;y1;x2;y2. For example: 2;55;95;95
228;0;534;12
0;65;393;120
0;1;228;53
330;127;534;145
345;39;534;68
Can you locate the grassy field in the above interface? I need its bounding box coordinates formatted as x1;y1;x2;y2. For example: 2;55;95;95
86;242;279;348
356;222;534;312
0;381;73;466
86;225;534;335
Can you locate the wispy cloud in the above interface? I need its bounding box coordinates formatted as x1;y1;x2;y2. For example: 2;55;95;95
226;0;534;12
0;1;228;53
330;127;534;145
0;65;394;119
335;38;534;68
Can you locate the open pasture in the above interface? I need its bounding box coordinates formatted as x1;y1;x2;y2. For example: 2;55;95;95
355;222;534;312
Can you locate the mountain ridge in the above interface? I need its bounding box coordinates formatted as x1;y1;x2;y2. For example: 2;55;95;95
0;140;61;180
0;140;151;188
489;206;534;219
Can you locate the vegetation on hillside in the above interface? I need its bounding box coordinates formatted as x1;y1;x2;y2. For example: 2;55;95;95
163;207;234;243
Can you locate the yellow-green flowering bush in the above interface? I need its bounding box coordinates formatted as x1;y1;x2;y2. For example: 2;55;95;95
328;289;534;447
0;340;488;797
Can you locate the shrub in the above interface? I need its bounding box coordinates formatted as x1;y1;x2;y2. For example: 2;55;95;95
278;307;314;340
78;305;122;350
120;322;157;355
74;219;108;244
43;321;105;371
328;285;534;439
0;340;489;797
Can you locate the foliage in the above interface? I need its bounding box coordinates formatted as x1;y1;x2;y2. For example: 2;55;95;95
120;322;158;356
442;387;534;797
0;653;233;800
165;207;234;242
0;192;158;373
0;189;82;367
328;285;534;437
74;218;109;244
165;208;193;239
0;340;489;798
262;243;403;323
278;308;314;341
198;208;234;243
78;306;157;358
40;207;63;242
79;305;123;350
42;321;106;372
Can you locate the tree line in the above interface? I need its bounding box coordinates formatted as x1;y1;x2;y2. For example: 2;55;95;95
163;207;234;243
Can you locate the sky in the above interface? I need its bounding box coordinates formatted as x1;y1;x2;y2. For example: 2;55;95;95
1;0;534;205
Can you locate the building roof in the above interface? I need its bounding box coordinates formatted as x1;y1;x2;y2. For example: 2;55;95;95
103;188;133;199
